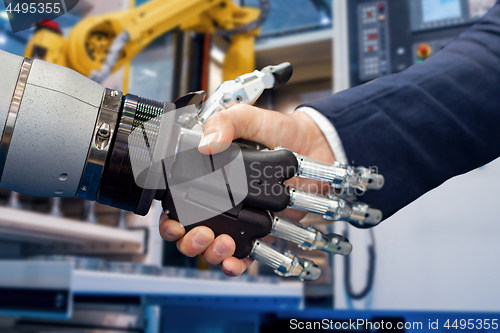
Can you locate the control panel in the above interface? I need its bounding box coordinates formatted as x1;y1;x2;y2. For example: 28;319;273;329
357;1;390;81
347;0;496;87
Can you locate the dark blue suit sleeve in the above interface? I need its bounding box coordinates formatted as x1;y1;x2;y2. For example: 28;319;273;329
305;2;500;220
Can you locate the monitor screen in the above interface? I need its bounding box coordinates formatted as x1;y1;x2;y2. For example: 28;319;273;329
422;0;462;23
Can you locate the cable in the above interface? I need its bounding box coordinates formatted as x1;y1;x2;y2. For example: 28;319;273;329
343;227;376;300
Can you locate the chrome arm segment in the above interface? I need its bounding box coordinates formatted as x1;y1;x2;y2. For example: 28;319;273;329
288;188;383;227
270;215;352;255
250;239;321;281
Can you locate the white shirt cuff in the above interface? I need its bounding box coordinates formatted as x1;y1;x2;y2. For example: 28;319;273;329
294;106;348;164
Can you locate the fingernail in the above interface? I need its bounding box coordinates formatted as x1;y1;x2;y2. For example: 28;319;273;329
222;263;236;277
163;225;181;239
192;229;211;248
199;132;219;148
222;266;232;276
214;238;232;256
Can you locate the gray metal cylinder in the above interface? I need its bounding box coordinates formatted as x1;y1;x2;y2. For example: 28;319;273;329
0;52;105;197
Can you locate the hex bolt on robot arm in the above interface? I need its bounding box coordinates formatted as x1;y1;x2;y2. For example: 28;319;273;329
0;50;384;281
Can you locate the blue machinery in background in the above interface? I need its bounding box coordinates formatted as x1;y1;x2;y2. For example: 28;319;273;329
346;0;494;88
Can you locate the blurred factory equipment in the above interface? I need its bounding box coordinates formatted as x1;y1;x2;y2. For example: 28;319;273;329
8;191;20;209
82;201;97;224
335;0;496;90
49;197;62;217
117;209;127;229
0;190;305;332
24;0;271;86
0;259;301;332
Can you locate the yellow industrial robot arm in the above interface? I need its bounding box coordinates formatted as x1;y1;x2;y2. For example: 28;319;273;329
26;0;263;82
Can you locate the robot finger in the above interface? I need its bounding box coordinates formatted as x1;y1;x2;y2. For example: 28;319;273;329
293;152;385;192
249;239;321;281
269;214;352;255
288;188;383;227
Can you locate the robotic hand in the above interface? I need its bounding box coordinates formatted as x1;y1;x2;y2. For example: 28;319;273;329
0;49;384;281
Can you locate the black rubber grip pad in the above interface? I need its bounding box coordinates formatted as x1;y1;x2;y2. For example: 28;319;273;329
160;142;298;259
240;147;298;212
164;192;272;259
184;207;272;259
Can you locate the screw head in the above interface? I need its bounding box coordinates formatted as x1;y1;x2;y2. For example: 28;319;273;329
97;123;111;138
81;185;88;191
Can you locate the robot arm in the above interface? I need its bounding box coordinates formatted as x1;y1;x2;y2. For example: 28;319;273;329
0;49;384;280
25;0;269;84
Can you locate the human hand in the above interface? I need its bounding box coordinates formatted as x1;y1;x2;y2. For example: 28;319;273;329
159;104;335;276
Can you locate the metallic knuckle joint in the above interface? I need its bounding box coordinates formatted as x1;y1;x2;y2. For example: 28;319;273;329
345;202;383;227
270;215;352;255
293;153;386;193
250;240;321;281
288;188;382;226
193;62;291;128
195;85;226;126
355;166;385;190
305;225;353;256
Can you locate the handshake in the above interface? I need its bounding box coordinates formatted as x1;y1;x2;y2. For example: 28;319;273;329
158;64;384;281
